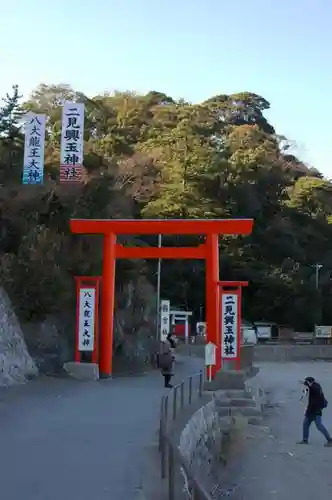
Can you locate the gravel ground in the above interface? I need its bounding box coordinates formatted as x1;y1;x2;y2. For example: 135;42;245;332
222;362;332;500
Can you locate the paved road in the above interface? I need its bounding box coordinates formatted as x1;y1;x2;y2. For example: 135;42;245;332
227;362;332;500
0;354;203;500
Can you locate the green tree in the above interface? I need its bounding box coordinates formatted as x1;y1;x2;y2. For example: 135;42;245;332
203;92;275;135
2;81;332;335
0;84;24;183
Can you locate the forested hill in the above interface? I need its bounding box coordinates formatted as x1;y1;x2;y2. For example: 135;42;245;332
1;83;332;330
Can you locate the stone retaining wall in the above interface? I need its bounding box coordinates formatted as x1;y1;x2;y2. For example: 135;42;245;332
179;397;219;469
178;396;226;498
176;386;265;499
222;344;254;371
254;344;332;362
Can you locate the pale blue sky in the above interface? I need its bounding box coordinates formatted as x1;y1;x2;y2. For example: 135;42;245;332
1;0;331;176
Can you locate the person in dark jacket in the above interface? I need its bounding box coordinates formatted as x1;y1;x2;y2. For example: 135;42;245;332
158;334;176;388
298;376;332;446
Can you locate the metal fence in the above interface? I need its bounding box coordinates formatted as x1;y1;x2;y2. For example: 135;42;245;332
159;370;213;500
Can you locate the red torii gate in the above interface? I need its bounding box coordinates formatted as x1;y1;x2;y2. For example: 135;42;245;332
70;218;254;378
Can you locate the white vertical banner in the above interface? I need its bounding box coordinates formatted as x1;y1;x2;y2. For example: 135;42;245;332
221;293;239;359
60;101;84;182
160;299;170;341
22;113;46;184
78;287;96;351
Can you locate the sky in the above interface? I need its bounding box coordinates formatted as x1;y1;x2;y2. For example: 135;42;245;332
1;0;332;176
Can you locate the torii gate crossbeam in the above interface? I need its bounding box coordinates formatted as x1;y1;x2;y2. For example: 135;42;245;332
70;218;254;378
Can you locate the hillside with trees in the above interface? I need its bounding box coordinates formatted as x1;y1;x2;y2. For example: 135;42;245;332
1;83;332;342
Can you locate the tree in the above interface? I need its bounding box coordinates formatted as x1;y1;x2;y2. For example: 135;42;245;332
203;92;275;135
1;81;332;335
287;176;332;219
0;85;24;183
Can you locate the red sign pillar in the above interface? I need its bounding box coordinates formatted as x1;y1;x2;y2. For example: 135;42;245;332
218;281;248;371
74;276;101;364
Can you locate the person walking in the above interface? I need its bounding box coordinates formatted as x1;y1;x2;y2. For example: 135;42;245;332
158;333;176;388
297;376;332;446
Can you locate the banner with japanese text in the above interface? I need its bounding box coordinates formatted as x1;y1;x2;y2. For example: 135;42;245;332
78;287;96;351
60;101;84;182
221;292;240;359
160;299;170;341
22;113;46;184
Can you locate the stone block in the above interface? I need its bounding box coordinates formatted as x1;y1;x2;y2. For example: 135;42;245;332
63;362;99;381
204;370;246;391
217;405;261;418
216;398;232;407
247;416;263;425
229;397;257;407
224;389;252;399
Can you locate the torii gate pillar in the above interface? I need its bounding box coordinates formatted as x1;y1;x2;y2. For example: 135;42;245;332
101;233;117;378
70;219;254;378
205;233;220;377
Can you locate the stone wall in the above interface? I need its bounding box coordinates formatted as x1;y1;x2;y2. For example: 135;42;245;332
0;287;38;387
176;387;264;499
179;398;219;470
254;344;332;362
222;344;254;371
177;397;224;498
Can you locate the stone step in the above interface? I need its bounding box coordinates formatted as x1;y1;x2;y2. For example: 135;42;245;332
223;390;252;399
219;413;263;427
247;416;263;425
229;397;258;407
216;396;231;406
217;405;261;418
216;398;232;407
216;397;257;408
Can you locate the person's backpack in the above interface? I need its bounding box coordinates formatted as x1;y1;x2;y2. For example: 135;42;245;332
319;386;328;409
158;352;170;370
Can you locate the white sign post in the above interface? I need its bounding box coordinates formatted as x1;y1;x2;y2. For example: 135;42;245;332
22;113;46;184
221;293;239;360
205;342;216;382
160;299;170;341
78;287;96;351
60;101;85;182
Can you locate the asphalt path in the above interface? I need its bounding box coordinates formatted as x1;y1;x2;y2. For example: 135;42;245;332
0;354;203;500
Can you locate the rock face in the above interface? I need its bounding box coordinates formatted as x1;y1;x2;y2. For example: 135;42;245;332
22;316;73;376
0;275;157;380
22;275;157;376
0;287;38;387
112;276;158;372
